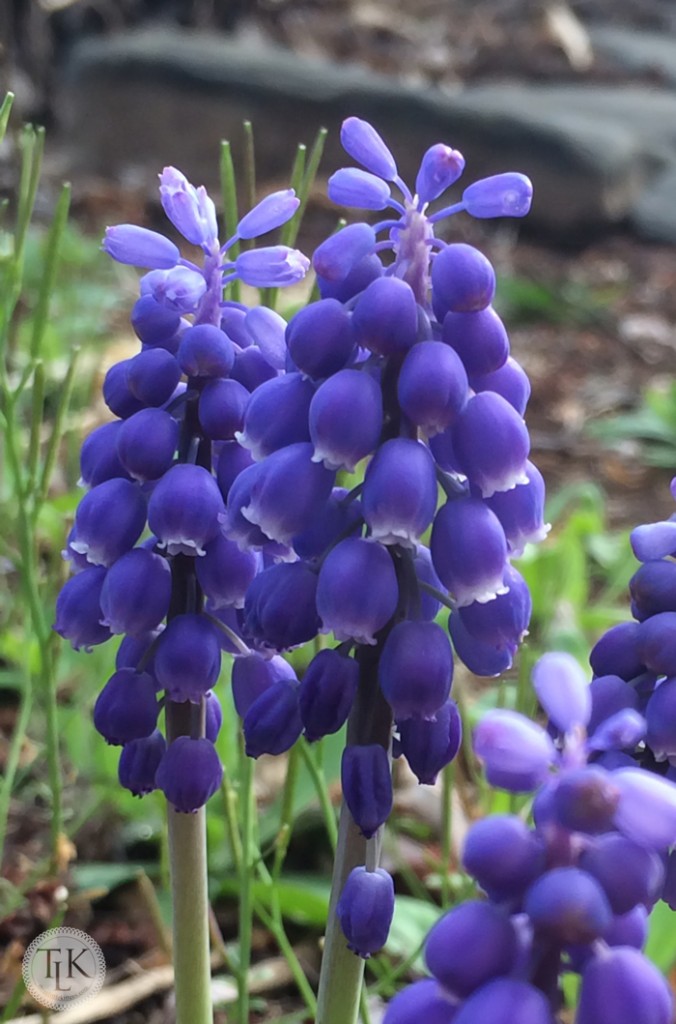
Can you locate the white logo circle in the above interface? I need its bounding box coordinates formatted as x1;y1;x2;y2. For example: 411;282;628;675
22;927;106;1011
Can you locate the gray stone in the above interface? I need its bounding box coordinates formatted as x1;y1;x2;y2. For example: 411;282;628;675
590;25;676;88
630;163;676;242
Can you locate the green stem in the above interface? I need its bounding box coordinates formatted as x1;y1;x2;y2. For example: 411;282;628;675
0;663;32;857
237;747;255;1024
299;738;338;851
440;761;454;909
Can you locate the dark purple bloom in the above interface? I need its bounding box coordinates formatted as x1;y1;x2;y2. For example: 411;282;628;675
126;347;182;407
524;867;612;944
452;391;530;498
442;306;508;377
430;497;508;607
589;621;644;681
316;538;398;645
312;223;377;283
286;299;355;380
93;668;159;745
215;440;255;501
470;355;531;415
99;547;171;635
452;979;555;1024
397;341;468;436
156;736;223;812
630;559;676;620
309;368;383;472
53;566;111;651
639;612;676;676
431;244;496;316
398;699;462;785
116;408;179;483
352;277;418;356
579;833;664;915
462;815;545;900
177;324;235;378
298;648;360;742
243;561;320;651
292;487;363;560
118;730;166;796
577;946;673;1024
337;866;395;958
243;678;303;757
232;652;298;718
79;421;131;487
195;533;259;610
383;978;458;1024
448;609;514;677
148;463;224;556
456;564;531;649
378;620;452;721
198;377;250;441
341;744;392;838
154;614;222;702
73;478;147;567
362;438;438;547
551;766;620;834
236;373;314;461
130;294;181;348
425;901;518;998
485;460;549;556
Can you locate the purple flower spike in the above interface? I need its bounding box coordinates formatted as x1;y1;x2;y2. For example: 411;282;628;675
471;355;531;415
452;391;530;498
425;901;518;998
485;460;549;556
431;243;496;315
154;614;221;703
116;408;178;483
93;668;159;745
235;189;299;240
286;299;355;380
317;538;398;645
416;144;466;204
342;744;393;837
118;730;166;797
236;373;314;461
474;709;556;792
156;736;223;813
462;173;533;219
442;306;509;377
148;463;225;556
298;648;360;742
328;168;392;211
243;678;303;758
379;620;453;721
383;978;459;1024
340;117;398;181
99;548;171;635
312;222;377;282
398;699;462;785
397;341;468;436
577;947;673;1024
234;246;310;288
102;224;180;269
613;767;676;849
430;498;508;607
72;478;147;567
462;815;545;901
159;167;218;247
452;979;555;1024
337;866;395;958
232;652;297;718
532;651;591;733
195;533;259;610
362;439;438;547
630;520;676;561
53;567;111;651
142;265;207;314
352;277;418;356
243;561;321;651
309;368;383;472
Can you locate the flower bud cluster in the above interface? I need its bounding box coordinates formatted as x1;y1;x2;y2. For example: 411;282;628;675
55;168;307;813
384;650;676;1023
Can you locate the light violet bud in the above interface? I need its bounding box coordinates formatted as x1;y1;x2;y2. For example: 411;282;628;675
312;223;376;282
244;306;287;370
340;117;398;180
613;767;676;849
141;265;207;314
532;651;591;733
631;520;676;561
588;708;646;753
234;246;310;288
328;168;392;211
462;173;533;219
159;167;218;246
474;709;556;792
415;143;466;204
236;189;300;240
102;225;180;269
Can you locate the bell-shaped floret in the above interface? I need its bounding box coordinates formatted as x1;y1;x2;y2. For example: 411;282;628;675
639;612;676;676
524;867;612;944
532;651;591;733
383;978;458;1024
398;699;462;785
234;246;310;288
127;347;182;407
239;442;336;546
312;222;377;283
630;559;676;621
328;168;392;210
462;815;545;901
118;730;166;796
93;668;159;745
148;463;224;556
425;900;518;998
342;744;393;838
177;324;235;378
474;709;556;792
154;614;221;702
243;677;303;757
231;345;277;391
452;979;555;1024
142;265;207;314
442;306;509;377
223;461;270;550
449;609;514;677
577;946;673;1024
416;143;465;203
195;533;259;610
646;677;676;758
589;621;644;681
379;620;452;721
293;487;363;560
431;243;496;316
236;189;299;240
452;392;530;498
215;440;255;501
604;905;649;950
99;547;171;635
299;648;359;742
243;561;320;651
456;564;531;648
79;421;131;487
156;736;223;812
580;833;664;916
317;538;398;645
73;478;147;567
198;377;249;441
631;520;676;562
397;341;468;436
588;674;641;737
485;460;548;556
54;567;111;651
613;767;676;849
103;360;145;419
286;299;355;380
131;294;181;348
340;117;398;180
470;355;531;415
362;439;438;547
116;408;178;483
236;373;313;461
232;652;297;718
159;167;218;246
352;277;418;356
103;224;179;268
309;368;383;472
431;497;508;607
551;766;620;834
337;865;395;958
318;252;383;303
462;173;533;219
